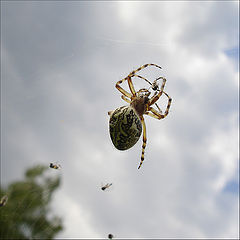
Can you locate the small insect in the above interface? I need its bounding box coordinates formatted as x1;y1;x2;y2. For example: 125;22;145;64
108;233;114;239
101;183;113;191
0;195;8;207
49;163;61;170
151;76;163;91
109;64;172;169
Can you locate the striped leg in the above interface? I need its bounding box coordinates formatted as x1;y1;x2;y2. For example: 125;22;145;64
129;63;162;77
116;63;162;99
138;117;147;169
116;76;136;98
131;74;152;86
127;76;136;96
155;103;163;114
118;73;153;94
115;77;132;98
148;77;167;106
121;95;131;103
146;92;172;120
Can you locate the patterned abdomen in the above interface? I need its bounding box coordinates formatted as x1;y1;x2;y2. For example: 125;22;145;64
109;106;142;150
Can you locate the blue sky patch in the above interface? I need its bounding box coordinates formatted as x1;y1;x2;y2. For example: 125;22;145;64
223;179;239;194
224;46;239;70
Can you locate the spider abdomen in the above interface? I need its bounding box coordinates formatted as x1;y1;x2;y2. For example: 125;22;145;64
109;106;142;150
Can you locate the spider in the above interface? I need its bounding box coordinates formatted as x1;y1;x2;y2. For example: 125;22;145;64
108;63;172;169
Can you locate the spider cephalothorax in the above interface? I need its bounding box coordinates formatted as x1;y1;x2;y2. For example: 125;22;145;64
109;64;172;169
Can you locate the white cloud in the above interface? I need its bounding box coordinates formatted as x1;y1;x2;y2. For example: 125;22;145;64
207;113;238;192
53;191;100;238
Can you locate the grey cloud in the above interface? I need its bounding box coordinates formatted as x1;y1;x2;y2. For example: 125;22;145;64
2;1;238;239
176;2;238;56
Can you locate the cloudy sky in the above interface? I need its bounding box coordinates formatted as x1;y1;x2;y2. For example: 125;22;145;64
1;1;239;239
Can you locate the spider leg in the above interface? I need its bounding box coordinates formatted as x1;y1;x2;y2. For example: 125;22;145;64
121;95;131;103
131;74;152;86
108;92;131;116
146;92;172;119
116;75;137;98
116;63;161;99
115;76;132;98
127;76;136;96
148;77;167;106
155;103;163;114
138;117;147;169
129;63;162;76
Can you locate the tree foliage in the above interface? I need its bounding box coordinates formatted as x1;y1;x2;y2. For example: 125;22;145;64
0;165;63;239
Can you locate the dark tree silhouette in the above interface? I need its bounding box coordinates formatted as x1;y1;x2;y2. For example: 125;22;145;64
0;165;63;239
